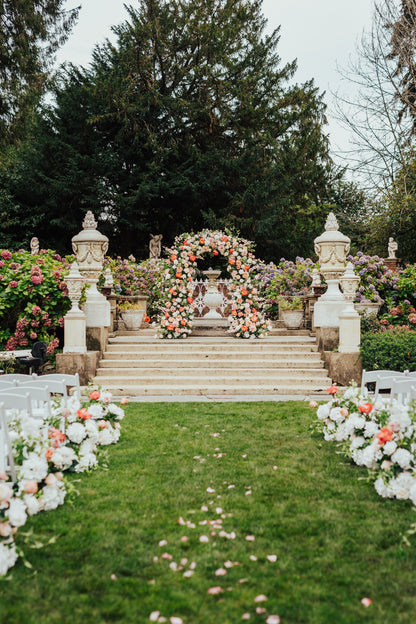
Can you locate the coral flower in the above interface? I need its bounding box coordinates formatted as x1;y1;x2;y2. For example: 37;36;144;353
229;258;235;265
326;384;338;394
167;324;174;331
45;448;54;460
77;408;92;420
241;288;248;296
358;403;373;414
199;238;205;245
213;249;219;255
187;297;193;304
377;427;394;444
89;390;101;401
144;316;150;323
176;271;182;278
222;236;228;242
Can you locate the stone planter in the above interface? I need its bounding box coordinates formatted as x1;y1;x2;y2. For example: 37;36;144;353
120;309;145;331
354;301;380;317
281;309;304;329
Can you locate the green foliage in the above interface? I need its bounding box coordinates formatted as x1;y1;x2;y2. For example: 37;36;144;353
2;0;334;261
0;248;70;350
361;330;416;371
277;295;303;310
0;0;79;149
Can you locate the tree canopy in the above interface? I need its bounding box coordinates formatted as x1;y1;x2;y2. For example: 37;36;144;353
0;0;79;149
1;0;340;261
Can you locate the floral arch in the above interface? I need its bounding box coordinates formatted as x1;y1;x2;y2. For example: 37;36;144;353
157;230;269;339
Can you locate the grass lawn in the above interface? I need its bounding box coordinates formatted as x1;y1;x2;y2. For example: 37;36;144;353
2;401;416;623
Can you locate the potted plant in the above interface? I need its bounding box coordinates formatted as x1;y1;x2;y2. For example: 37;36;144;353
278;295;304;329
117;300;145;331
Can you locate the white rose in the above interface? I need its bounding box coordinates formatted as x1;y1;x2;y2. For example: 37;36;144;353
8;498;27;527
66;422;87;444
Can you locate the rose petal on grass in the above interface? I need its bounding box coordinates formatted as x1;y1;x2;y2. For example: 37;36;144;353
254;594;267;603
361;598;372;607
169;562;178;571
207;586;223;595
246;535;255;542
170;617;183;624
242;615;250;621
149;612;160;622
245;491;252;496
201;505;209;512
273;466;278;470
242;454;247;458
183;570;194;578
228;484;235;489
158;618;167;623
215;568;227;576
159;539;168;547
266;616;281;624
153;556;159;562
249;555;257;561
180;558;188;566
206;487;215;493
177;517;186;526
189;561;197;570
215;507;223;514
200;535;209;543
267;555;277;562
180;536;189;543
110;574;117;580
255;607;266;614
161;553;173;560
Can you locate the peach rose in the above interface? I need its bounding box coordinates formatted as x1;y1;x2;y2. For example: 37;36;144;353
24;480;38;494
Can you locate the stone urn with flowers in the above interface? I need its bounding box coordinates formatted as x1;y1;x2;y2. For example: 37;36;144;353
117;297;147;330
278;296;304;329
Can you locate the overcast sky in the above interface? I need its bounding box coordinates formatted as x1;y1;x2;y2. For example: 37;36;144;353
56;0;376;159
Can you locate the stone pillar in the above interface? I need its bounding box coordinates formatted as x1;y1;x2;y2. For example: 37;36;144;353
71;211;111;329
339;262;361;353
63;262;87;354
313;212;351;331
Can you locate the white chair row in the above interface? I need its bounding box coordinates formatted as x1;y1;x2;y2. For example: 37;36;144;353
361;369;416;403
0;374;80;480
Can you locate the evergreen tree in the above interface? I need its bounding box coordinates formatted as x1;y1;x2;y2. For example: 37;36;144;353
0;0;79;149
7;0;333;260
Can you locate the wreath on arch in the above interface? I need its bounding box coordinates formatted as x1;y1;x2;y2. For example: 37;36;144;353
157;230;269;339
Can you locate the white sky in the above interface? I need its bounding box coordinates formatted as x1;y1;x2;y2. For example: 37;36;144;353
56;0;376;159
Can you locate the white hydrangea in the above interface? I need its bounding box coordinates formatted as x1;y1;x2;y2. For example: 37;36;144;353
317;403;331;420
408;482;416;506
51;446;77;471
387;471;415;500
391;448;414;470
66;422;87;444
0;542;18;577
364;421;380;439
350;436;366;451
335;424;348;442
7;498;27;527
39;482;66;511
374;476;390;498
343;386;360;401
84;419;99;444
383;441;397;456
87;404;103;419
107;404;124;420
98;426;119;445
19;453;48;482
352;442;378;468
23;493;41;516
100;391;112;404
329;407;345;424
74;452;98;473
67;395;81;414
344;414;366;437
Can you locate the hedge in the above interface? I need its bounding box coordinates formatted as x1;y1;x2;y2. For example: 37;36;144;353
361;330;416;372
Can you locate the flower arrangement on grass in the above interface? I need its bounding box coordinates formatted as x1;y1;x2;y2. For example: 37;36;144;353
157;230;268;339
313;384;416;506
0;388;126;577
0;249;71;353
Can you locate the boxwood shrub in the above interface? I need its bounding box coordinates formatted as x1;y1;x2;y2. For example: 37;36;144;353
361;330;416;372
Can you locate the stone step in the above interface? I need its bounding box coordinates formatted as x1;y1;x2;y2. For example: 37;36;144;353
89;384;330;397
93;371;331;384
98;357;324;369
105;344;319;355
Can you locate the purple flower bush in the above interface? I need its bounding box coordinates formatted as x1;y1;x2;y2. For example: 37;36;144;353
0;249;71;352
260;257;317;319
103;256;165;318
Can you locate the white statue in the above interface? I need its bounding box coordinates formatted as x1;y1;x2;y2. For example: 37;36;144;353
388;237;398;259
149;234;163;259
30;237;39;255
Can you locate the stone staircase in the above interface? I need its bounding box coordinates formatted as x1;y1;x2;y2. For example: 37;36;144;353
91;329;332;397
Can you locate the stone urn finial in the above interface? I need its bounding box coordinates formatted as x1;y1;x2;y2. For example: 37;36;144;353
82;210;98;230
314;212;350;281
324;212;339;232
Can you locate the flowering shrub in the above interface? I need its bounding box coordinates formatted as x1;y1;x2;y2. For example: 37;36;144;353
0;249;71;352
347;252;399;305
103;256;164;318
260;257;317;319
314;384;416;507
0;387;126;576
158;230;269;339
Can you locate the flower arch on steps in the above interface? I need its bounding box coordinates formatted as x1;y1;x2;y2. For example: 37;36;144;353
157;230;269;339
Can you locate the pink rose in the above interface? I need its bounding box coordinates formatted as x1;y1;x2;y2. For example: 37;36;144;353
30;332;38;340
1;250;12;260
25;480;39;494
0;522;12;537
44;474;57;486
9;280;18;287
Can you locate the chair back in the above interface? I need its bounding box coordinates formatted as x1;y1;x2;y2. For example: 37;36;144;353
32;373;80;397
4;385;51;418
0;392;32;416
374;372;409;399
391;378;416;404
0;402;16;481
0;380;17;390
19;378;68;407
0;374;32;383
360;369;407;396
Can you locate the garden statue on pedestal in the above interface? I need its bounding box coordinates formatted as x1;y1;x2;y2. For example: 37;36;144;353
149;234;163;259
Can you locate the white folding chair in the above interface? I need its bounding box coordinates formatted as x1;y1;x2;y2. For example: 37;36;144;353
0;402;16;481
19;378;68;406
32;373;80;397
0;392;33;417
0;373;33;383
374;372;409;400
391;378;416;405
1;385;52;419
360;369;406;396
0;380;17;390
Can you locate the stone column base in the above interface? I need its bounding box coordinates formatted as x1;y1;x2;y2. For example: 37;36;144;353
56;351;100;386
315;327;339;352
323;352;362;387
86;327;109;355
